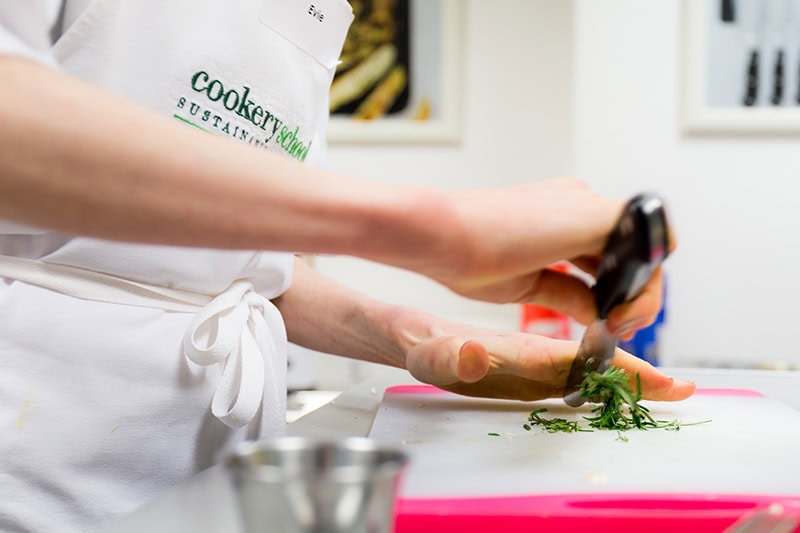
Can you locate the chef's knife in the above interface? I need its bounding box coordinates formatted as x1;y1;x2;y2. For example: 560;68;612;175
742;0;766;106
563;194;671;408
769;0;787;105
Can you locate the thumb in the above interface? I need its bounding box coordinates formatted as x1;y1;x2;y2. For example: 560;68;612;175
406;336;490;387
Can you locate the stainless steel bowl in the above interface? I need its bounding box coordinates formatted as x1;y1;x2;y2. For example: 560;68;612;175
226;436;408;533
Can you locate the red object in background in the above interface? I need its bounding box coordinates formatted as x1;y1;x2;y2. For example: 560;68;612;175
520;263;572;340
520;304;571;339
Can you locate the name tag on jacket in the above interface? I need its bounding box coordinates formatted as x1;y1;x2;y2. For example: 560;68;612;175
259;0;353;69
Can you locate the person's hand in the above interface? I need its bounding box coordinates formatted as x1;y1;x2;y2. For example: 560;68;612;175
403;326;694;402
423;178;676;339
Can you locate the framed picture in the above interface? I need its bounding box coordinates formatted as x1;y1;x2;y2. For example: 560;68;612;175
682;0;800;134
327;0;463;144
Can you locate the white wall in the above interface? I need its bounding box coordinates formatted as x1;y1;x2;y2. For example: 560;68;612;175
573;1;800;369
306;0;799;391
309;0;577;389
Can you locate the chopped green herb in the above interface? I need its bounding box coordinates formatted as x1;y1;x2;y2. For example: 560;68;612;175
487;432;500;437
582;367;659;430
526;407;590;433
522;366;711;437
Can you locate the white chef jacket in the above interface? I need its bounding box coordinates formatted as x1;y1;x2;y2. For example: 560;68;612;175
0;1;351;531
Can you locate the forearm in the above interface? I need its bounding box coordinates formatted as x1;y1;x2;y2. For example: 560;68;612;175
0;56;457;263
1;58;660;327
274;258;442;369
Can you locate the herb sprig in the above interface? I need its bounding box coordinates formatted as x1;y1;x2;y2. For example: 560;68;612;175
522;366;710;436
582;367;658;430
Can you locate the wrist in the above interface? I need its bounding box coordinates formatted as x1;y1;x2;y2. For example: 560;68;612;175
358;185;467;279
378;303;442;370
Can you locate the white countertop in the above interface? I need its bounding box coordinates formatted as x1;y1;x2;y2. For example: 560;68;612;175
98;367;800;533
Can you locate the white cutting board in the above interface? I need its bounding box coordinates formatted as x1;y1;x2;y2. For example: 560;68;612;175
369;385;800;499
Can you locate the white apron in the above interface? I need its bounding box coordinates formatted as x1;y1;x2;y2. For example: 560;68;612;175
0;1;351;531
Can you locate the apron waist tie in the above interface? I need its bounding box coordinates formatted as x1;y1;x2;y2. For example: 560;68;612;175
0;254;283;429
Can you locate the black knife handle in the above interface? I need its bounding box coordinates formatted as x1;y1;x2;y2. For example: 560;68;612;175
744;49;759;106
592;194;670;320
772;49;784;105
721;0;735;22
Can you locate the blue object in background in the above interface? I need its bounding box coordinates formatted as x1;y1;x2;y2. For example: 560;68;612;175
618;278;667;366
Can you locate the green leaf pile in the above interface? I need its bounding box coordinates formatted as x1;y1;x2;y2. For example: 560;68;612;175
523;367;709;436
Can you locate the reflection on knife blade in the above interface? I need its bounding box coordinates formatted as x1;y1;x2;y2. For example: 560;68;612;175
563;320;616;407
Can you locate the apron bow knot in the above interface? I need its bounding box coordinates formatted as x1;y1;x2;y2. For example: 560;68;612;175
183;280;285;429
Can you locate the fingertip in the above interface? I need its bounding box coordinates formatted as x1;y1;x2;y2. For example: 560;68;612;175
457;340;490;383
646;374;697;401
612;349;695;402
668;378;697;401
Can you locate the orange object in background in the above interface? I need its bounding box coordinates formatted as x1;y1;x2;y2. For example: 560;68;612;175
520;263;572;340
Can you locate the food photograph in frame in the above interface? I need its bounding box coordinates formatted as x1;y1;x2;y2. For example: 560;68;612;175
327;0;462;144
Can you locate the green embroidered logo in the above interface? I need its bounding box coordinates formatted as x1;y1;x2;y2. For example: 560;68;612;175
174;70;312;162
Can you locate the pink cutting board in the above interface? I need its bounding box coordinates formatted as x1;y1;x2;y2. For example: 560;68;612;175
369;385;800;532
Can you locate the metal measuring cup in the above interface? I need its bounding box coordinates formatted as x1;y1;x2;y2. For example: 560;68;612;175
226;436;408;533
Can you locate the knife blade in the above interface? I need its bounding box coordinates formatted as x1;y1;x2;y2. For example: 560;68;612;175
563;194;671;408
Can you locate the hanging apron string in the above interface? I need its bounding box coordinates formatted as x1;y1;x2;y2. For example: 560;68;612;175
183;280;285;428
0;254;283;429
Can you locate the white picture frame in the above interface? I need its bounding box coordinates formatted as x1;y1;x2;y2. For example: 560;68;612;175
327;0;463;144
682;0;800;134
